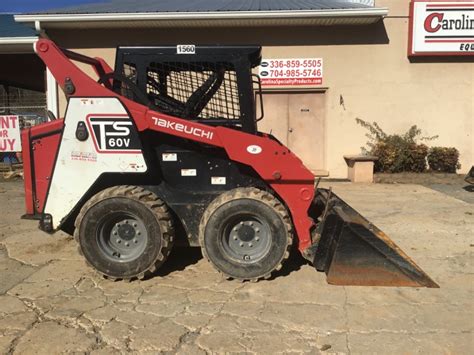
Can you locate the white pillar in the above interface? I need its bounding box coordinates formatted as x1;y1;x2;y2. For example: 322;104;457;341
46;68;58;119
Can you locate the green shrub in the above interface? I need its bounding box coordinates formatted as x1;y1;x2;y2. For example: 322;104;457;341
356;119;436;173
427;147;460;173
372;140;428;173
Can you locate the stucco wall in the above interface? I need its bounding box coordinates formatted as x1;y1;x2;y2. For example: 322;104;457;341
52;0;473;177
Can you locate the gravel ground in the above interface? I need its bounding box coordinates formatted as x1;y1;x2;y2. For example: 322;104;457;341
0;180;473;354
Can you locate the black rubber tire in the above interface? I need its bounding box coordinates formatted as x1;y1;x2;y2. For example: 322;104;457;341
199;188;293;281
74;185;174;281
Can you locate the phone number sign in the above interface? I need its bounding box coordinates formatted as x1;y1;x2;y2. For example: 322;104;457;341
259;58;323;86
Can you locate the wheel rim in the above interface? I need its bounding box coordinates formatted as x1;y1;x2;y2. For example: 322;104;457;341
96;212;148;263
220;214;272;264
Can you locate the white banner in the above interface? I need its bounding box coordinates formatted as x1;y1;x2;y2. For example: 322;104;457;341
410;1;474;56
0;115;21;152
258;58;323;86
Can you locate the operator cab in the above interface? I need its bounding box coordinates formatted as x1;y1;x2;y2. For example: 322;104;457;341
113;45;263;134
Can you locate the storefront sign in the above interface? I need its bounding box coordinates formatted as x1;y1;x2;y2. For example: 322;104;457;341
409;0;474;56
258;58;323;86
0;116;21;152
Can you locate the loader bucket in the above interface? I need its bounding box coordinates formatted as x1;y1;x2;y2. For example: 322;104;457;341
465;166;474;185
310;188;439;288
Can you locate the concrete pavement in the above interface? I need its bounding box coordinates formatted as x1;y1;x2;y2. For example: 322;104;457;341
0;180;473;354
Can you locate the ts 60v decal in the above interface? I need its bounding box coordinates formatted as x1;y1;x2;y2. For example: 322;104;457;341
86;114;142;153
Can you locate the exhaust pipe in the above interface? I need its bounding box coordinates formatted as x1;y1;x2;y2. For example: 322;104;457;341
308;188;439;288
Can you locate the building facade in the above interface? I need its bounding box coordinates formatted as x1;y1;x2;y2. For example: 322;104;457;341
15;0;473;177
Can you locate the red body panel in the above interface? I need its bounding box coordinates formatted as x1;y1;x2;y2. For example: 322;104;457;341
31;120;64;212
34;39;316;251
21;128;34;215
23;119;64;215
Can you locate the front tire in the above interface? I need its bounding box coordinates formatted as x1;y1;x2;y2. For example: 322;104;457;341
74;186;174;280
199;188;293;281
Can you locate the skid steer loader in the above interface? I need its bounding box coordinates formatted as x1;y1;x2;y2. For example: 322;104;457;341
21;39;438;287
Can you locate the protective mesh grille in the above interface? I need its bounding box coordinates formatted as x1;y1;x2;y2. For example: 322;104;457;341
0;85;47;127
146;62;240;120
120;62;137;99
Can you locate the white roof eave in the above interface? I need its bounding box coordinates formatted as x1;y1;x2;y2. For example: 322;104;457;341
0;37;37;53
14;8;388;28
0;36;37;45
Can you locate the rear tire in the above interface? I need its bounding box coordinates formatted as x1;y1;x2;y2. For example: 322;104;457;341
74;186;174;280
199;188;293;281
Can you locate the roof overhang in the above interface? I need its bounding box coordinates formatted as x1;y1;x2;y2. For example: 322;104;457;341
15;8;388;29
0;37;37;53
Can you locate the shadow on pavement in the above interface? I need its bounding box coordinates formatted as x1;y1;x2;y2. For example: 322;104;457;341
269;247;309;280
147;245;309;281
150;247;203;278
463;185;474;193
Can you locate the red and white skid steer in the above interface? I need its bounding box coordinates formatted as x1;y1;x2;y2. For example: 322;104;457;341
21;39;438;287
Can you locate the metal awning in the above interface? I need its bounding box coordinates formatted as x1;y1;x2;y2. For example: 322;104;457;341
15;8;388;30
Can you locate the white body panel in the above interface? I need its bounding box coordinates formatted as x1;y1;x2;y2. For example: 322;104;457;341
45;97;147;229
